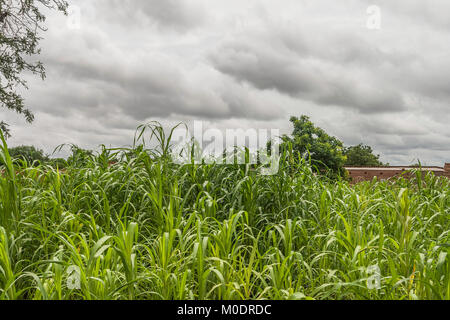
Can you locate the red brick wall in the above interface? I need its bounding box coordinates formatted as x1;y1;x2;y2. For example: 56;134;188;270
347;168;403;183
346;166;447;183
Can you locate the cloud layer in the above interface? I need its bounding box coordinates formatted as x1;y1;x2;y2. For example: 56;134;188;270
1;0;449;165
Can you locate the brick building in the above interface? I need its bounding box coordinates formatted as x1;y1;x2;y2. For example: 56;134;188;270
345;163;450;183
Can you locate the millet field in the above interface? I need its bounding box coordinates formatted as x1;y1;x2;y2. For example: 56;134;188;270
0;125;449;300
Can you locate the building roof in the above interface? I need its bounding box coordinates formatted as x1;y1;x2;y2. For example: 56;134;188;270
344;166;445;172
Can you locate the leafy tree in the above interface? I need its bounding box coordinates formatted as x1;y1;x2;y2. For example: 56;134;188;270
49;157;67;168
344;144;384;167
281;115;346;175
0;0;68;137
67;145;94;167
8;145;49;164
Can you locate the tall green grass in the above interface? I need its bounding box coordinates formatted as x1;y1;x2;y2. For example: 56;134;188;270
0;125;448;300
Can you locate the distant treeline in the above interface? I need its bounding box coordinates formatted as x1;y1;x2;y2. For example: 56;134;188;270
7;116;388;173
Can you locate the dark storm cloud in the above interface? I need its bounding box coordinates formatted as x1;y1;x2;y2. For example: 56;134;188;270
37;40;284;122
209;32;406;114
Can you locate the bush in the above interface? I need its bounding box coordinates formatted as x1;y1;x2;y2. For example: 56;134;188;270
8;145;49;166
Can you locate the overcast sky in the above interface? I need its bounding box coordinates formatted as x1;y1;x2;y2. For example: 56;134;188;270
1;0;450;165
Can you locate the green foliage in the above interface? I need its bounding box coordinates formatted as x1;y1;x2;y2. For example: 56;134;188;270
344;144;385;167
280;115;346;176
0;0;68;136
0;125;449;300
8;145;49;165
66;145;94;167
49;158;68;169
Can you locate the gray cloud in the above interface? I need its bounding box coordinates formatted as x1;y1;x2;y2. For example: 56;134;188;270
99;0;206;31
1;0;449;165
209;27;407;114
